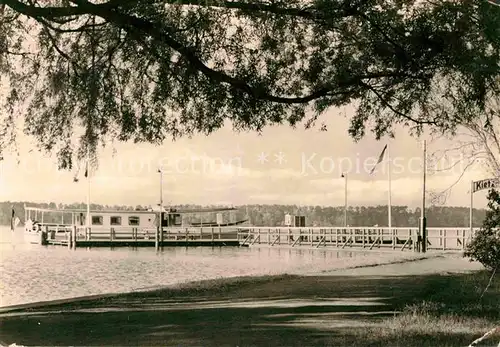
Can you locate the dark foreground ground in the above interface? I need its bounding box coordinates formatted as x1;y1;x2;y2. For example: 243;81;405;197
0;257;499;347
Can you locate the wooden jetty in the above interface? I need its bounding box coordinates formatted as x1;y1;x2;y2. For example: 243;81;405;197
38;225;241;248
23;205;480;252
236;226;480;252
32;225;480;252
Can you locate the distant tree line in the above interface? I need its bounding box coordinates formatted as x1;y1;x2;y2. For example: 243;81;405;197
0;201;486;228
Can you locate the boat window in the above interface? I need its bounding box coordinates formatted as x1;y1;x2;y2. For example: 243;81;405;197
173;214;182;226
92;216;103;225
110;216;122;226
128;216;140;226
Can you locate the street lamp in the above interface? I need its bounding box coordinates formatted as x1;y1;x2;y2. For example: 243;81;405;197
420;140;427;253
158;168;163;226
341;173;347;227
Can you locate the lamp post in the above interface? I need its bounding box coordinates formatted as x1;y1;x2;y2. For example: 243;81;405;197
158;168;163;215
420;140;427;253
341;173;347;227
86;148;91;230
156;168;164;250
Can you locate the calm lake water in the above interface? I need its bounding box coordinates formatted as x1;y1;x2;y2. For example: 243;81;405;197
0;226;413;308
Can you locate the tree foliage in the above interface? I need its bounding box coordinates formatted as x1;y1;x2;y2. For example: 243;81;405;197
465;189;500;271
0;0;499;169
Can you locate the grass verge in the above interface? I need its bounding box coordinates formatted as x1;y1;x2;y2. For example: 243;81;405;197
366;270;500;346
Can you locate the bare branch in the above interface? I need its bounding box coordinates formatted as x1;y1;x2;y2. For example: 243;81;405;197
428;156;478;205
430;152;488;173
3;50;33;56
480;265;498;300
467;325;500;347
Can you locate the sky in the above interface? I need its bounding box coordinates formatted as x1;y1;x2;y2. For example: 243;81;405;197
0;105;492;210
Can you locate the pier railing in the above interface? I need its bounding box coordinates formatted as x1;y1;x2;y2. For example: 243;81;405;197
236;227;480;252
36;224;480;251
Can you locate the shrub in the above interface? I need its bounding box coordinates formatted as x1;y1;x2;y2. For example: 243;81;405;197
464;189;500;272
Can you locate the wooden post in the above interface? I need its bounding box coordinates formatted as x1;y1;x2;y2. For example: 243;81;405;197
271;234;280;246
41;225;48;246
68;225;74;249
160;225;163;245
392;228;396;250
412;228;415;252
72;225;77;248
67;229;72;249
443;229;446;250
155;226;159;250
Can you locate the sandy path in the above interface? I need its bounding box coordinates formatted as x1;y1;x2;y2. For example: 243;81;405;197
316;253;484;276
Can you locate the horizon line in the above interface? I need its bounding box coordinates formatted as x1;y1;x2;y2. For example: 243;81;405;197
0;200;485;211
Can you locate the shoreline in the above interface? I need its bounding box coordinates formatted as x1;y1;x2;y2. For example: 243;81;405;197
0;251;481;314
0;252;496;347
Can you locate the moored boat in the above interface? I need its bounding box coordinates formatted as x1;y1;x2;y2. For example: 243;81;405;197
23;205;247;245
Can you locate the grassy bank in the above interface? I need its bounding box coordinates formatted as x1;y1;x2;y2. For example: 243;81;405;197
361;270;500;346
0;258;498;346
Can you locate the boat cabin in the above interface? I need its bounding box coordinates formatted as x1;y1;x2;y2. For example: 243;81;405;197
24;205;245;231
74;211;184;228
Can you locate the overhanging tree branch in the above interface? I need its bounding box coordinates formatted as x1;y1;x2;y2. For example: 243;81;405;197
1;0;498;169
0;0;357;22
2;0;423;105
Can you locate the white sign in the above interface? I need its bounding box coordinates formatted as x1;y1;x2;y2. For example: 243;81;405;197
473;178;499;193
